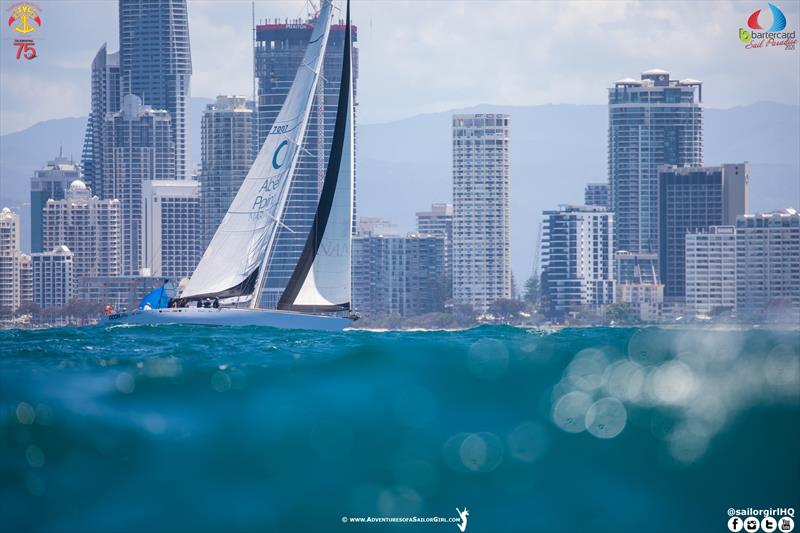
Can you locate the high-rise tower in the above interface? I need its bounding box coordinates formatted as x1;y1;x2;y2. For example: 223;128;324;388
141;179;201;278
657;163;748;304
253;16;358;308
30;152;81;253
119;0;192;180
608;70;702;255
452;113;512;312
199;96;254;249
81;43;120;195
0;208;21;315
103;95;175;275
42;180;123;285
540;205;615;321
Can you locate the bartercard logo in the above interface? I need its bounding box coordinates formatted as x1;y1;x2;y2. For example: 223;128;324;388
738;3;797;50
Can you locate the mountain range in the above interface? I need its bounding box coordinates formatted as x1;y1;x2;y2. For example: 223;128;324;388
1;100;798;281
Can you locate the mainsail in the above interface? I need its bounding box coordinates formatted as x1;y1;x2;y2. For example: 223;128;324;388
182;1;335;301
277;0;354;313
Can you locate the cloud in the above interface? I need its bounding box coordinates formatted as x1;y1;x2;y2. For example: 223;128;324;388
187;1;255;99
0;0;798;132
0;70;85;134
351;0;800;122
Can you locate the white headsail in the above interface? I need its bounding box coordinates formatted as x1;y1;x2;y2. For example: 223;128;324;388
278;0;353;312
182;1;334;301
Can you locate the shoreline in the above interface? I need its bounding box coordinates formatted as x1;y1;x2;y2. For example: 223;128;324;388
2;321;798;333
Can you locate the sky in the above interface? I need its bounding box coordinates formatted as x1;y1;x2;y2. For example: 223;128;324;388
0;0;799;135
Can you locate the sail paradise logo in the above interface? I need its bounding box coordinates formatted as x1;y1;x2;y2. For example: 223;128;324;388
739;3;797;50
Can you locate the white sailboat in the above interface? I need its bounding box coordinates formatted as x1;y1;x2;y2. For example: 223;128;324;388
106;0;355;331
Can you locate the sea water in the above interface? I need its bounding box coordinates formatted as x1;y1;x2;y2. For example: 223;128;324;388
0;325;798;532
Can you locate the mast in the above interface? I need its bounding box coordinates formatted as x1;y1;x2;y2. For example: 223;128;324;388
248;0;257;311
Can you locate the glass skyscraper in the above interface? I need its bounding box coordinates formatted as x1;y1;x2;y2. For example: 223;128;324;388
103;95;175;276
81;43;120;196
253;17;358;309
119;0;192;180
608;69;703;256
199;96;254;249
657;164;747;304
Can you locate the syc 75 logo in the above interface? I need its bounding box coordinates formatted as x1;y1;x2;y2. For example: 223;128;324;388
739;3;797;50
5;2;42;60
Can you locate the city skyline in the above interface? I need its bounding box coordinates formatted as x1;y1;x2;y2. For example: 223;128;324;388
1;3;797;530
0;0;798;323
2;1;800;135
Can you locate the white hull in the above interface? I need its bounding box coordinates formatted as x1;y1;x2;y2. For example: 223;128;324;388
104;307;352;331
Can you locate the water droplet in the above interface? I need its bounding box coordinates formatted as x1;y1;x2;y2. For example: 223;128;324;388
467;338;509;379
115;372;135;394
764;344;800;389
552;391;592;433
628;329;672;367
651;361;697;406
459;432;504;473
442;431;503;473
25;444;45;468
15;402;35;425
604;360;645;402
145;357;181;378
566;348;608;391
585;397;627;439
211;371;231;393
667;422;710;464
506;421;549;463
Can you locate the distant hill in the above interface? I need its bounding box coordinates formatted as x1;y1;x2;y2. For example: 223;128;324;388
2;100;798;278
0;116;87;209
357;101;800;280
0;97;214;210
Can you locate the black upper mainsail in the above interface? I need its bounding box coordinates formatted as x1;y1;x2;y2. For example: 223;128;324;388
277;0;354;313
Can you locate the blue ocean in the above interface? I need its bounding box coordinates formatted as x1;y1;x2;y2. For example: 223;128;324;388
1;325;798;532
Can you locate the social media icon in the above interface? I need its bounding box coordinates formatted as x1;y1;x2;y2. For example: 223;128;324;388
779;517;795;532
763;517;778;533
729;516;745;532
744;516;761;532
